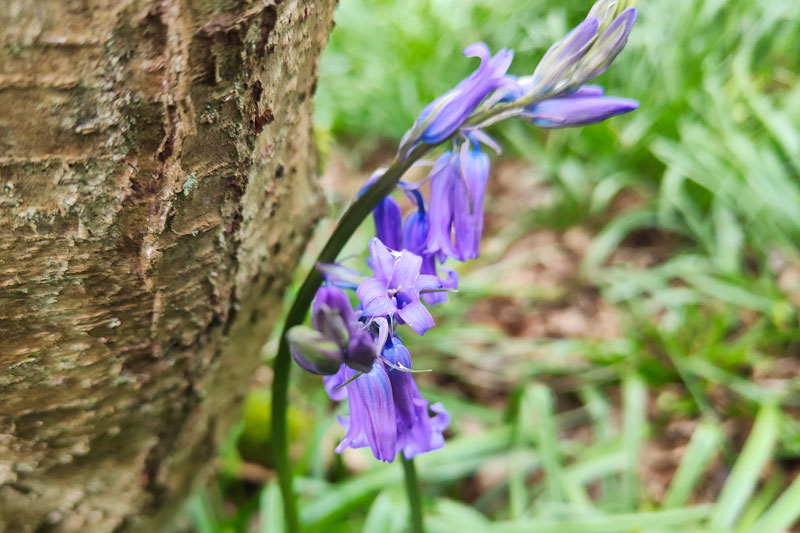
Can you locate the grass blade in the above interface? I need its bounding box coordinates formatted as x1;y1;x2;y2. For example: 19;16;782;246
709;403;779;528
580;387;619;505
363;490;405;533
662;421;722;509
300;428;511;526
260;482;286;533
491;505;713;533
186;490;219;533
748;474;800;533
622;374;647;510
529;384;567;503
737;472;784;529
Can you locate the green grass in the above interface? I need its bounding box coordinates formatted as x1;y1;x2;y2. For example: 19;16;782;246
187;0;800;531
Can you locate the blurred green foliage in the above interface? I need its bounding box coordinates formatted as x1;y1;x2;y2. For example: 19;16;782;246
189;0;800;531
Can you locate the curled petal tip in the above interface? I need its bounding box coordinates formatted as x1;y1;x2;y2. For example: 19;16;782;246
463;41;490;60
407;44;514;145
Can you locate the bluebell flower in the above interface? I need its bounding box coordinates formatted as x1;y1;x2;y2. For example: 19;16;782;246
403;206;429;254
313;285;378;372
383;337;449;459
405;43;513;148
335;361;397;461
454;138;490;260
425;137;490;262
373;195;404;251
356;237;441;335
329;336;449;462
403;189;459;305
364;167;406;252
522;85;638;127
310;284;356;346
424;153;460;261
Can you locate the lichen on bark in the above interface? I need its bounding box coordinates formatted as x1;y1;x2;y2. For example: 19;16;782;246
0;0;336;531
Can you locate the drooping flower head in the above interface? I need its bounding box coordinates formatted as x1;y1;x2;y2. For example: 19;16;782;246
327;335;449;462
423;153;460;261
383;336;449;458
334;360;397;461
373;195;404;251
365;168;406;252
425;135;490;262
404;199;459;305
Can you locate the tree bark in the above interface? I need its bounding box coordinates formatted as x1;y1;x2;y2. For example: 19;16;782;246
0;0;336;531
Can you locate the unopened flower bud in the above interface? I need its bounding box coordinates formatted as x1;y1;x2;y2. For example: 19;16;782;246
524;93;638;128
373;195;404;251
527;1;637;98
287;326;343;376
312;286;357;331
588;0;637;33
311;304;350;348
531;17;599;95
316;263;368;289
578;7;637;81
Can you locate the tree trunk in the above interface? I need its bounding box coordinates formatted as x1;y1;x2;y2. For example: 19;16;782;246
0;0;336;530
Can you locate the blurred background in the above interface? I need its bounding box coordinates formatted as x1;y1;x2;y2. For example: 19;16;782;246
186;0;800;531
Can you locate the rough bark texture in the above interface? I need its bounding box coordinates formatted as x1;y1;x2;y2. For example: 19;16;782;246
0;0;336;531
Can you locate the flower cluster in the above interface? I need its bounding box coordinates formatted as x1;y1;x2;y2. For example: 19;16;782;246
291;239;451;462
288;0;638;463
